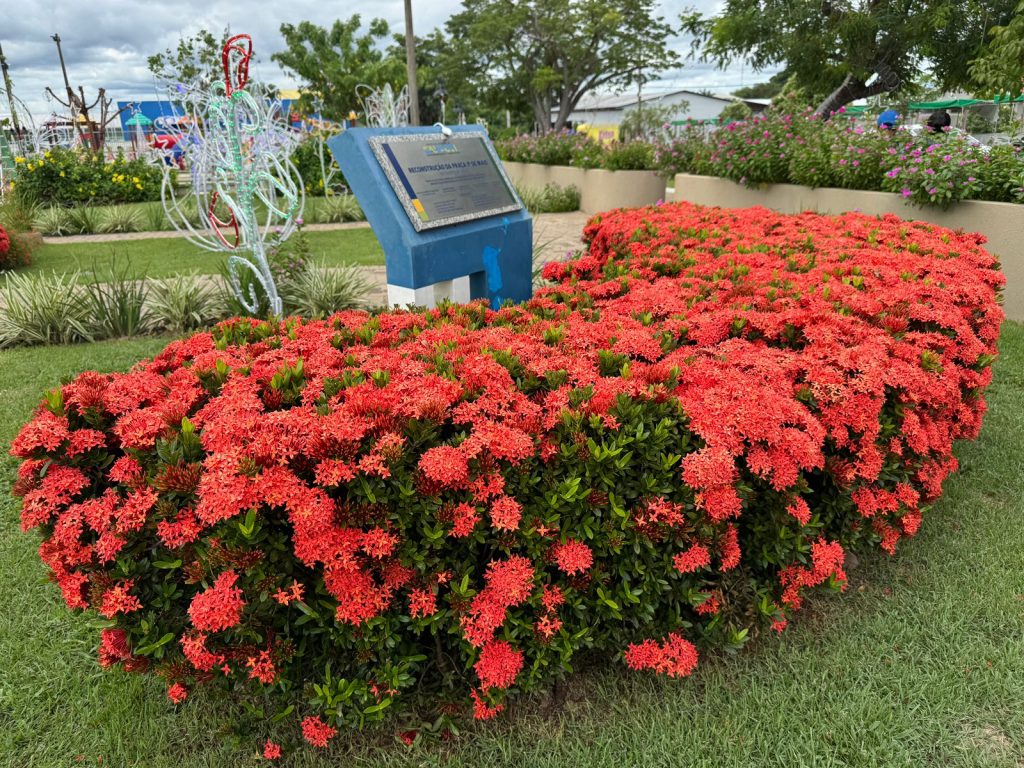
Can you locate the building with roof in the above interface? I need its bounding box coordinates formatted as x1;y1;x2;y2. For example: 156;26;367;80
552;89;767;140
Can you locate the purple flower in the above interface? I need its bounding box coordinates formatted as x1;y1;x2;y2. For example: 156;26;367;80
901;188;912;198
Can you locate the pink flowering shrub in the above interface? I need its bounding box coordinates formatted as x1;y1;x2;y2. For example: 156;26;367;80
11;202;1003;751
653;112;1024;207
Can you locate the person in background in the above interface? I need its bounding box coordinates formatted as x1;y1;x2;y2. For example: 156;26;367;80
876;109;899;131
926;108;952;133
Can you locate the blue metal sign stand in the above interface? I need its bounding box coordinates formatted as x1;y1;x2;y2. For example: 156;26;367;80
328;125;533;308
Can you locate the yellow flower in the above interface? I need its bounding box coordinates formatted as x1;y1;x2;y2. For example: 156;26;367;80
132;177;140;183
14;156;24;164
59;171;65;177
37;158;44;165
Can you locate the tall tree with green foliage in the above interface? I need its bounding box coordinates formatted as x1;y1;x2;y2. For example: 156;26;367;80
443;0;679;132
683;1;1018;117
272;16;405;121
147;29;234;88
970;1;1024;96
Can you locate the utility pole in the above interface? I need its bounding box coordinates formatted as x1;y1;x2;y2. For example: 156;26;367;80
404;0;420;126
0;40;23;137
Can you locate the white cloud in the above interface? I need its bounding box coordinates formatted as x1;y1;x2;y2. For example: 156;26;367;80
1;0;777;125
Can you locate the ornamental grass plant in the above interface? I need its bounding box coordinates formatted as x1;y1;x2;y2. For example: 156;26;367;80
147;273;223;334
0;270;92;346
10;202;1003;756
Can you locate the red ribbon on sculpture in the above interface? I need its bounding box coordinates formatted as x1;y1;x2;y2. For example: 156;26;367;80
222;34;253;97
208;191;240;249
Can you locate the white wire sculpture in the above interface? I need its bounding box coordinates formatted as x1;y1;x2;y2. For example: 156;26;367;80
0;96;59;200
158;34;304;316
357;83;410;128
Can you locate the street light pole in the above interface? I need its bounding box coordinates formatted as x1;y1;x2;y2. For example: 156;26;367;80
404;0;420;126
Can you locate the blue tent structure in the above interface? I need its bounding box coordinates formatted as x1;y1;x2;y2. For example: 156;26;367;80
117;101;185;133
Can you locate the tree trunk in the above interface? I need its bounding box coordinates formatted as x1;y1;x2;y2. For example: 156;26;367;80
552;89;574;133
814;66;901;119
533;96;550;133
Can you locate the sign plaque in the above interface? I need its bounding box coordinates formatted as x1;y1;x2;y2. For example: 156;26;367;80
368;131;521;231
328;125;532;309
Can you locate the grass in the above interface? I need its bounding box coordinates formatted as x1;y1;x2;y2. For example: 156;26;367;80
25;229;384;283
28;198;362;235
1;324;1022;768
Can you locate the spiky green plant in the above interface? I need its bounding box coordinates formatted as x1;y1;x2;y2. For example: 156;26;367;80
0;271;92;346
98;205;144;234
279;260;372;317
148;273;223;332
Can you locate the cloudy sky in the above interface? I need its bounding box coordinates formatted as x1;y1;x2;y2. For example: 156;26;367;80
1;0;776;122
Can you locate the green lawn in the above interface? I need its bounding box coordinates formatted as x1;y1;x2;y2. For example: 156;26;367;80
26;228;384;283
1;324;1023;768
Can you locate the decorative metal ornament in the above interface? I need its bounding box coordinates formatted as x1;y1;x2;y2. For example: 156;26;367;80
357;82;411;128
159;33;304;316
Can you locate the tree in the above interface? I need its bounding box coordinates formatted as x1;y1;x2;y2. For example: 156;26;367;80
443;0;679;132
619;101;686;141
272;16;405;121
408;29;534;129
683;1;1018;117
147;29;234;88
969;1;1024;95
731;71;789;100
718;99;753;123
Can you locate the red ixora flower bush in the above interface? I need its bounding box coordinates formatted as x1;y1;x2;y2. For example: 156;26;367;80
11;201;1003;751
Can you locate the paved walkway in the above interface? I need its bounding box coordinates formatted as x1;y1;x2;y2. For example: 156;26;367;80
41;211;593;252
41;211;593;307
41;221;372;245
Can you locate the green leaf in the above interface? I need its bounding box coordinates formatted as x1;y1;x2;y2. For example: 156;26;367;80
135;632;175;656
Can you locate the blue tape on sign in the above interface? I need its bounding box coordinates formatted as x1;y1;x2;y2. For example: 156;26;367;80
327;126;533;307
481;217;511;305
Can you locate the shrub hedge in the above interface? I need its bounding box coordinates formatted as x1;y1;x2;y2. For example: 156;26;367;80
497;114;1024;208
11;202;1003;754
11;147;163;206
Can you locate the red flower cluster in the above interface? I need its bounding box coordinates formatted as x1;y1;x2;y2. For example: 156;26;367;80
475;639;524;691
11;201;1001;745
624;632;700;678
551;539;593;575
301;715;337;748
188;571;245;632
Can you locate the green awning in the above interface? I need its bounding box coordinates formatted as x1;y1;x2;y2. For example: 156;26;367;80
908;98;985;110
671;118;719;126
125;113;153;127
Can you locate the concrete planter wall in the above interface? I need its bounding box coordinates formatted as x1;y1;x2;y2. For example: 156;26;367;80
502;161;666;215
671;173;1024;322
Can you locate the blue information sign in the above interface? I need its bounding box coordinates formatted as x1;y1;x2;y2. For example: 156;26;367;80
328;126;533;309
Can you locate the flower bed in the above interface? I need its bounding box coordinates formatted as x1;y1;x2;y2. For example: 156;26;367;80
502;161;666;214
11;202;1003;753
497;114;1024;209
11;147;163;206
